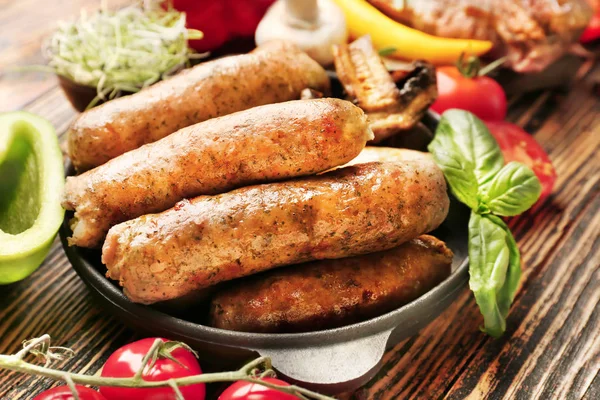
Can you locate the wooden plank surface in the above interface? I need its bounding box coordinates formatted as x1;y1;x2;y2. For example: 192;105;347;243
1;1;599;399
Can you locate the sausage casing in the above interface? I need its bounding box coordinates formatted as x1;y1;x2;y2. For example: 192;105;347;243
68;40;330;171
346;146;433;166
102;161;449;304
63;98;372;248
209;235;453;333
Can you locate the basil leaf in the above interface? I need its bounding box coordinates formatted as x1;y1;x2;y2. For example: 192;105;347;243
428;109;504;210
468;212;521;338
428;110;535;337
426;143;479;209
484;161;542;216
487;214;521;321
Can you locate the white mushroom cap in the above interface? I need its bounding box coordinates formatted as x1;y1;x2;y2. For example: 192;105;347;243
255;0;348;66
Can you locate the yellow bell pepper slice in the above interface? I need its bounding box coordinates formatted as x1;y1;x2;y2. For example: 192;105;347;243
333;0;493;64
0;112;64;284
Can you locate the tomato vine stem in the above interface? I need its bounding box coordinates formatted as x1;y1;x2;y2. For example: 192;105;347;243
0;335;337;400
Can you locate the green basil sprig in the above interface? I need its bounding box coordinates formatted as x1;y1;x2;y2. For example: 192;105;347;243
428;109;542;337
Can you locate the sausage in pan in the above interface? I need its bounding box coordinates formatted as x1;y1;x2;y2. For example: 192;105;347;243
63;98;372;248
102;161;449;304
68;40;330;171
345;146;432;166
209;235;453;333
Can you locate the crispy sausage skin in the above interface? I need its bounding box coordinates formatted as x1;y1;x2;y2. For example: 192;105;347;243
209;235;453;333
344;146;433;167
68;40;330;171
63;98;372;248
102;161;449;304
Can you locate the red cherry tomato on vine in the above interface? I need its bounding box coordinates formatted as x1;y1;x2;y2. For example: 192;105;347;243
100;338;205;400
33;385;106;400
485;121;557;203
219;377;297;400
431;66;507;121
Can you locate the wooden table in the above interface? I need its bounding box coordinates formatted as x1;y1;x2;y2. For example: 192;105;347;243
1;1;599;399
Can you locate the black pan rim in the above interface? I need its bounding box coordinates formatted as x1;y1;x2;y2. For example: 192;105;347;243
59;105;470;349
60;220;468;348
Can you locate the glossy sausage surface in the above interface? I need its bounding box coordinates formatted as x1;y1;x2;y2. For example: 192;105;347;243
345;146;432;166
102;161;449;304
210;235;453;333
68;40;330;171
63;98;372;248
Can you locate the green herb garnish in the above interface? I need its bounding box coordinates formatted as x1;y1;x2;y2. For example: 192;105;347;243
43;4;205;108
428;109;542;337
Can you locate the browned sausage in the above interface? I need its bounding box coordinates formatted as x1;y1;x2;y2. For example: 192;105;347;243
102;161;449;304
62;98;372;248
68;40;330;171
209;235;453;333
322;147;432;174
345;146;432;166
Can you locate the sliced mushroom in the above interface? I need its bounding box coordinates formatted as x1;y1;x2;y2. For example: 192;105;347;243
333;35;438;143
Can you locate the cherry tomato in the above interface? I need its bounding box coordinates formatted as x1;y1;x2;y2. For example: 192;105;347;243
219;378;297;400
485;121;557;204
580;12;600;43
33;385;106;400
100;338;205;400
431;66;507;121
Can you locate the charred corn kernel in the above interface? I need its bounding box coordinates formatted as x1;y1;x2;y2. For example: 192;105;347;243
333;0;493;64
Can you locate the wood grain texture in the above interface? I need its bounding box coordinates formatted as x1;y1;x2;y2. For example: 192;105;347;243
1;1;599;399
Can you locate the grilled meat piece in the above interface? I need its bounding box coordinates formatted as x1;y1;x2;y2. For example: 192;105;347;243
369;0;592;72
210;235;453;333
68;40;331;172
103;161;449;304
346;146;433;166
63;99;372;248
333;35;437;142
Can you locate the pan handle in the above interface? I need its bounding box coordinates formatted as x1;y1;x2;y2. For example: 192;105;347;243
252;329;393;389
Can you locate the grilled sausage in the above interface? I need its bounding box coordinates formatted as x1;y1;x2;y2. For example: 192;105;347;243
63;98;372;248
345;146;432;166
322;147;431;174
102;161;449;304
209;235;453;333
68;40;330;171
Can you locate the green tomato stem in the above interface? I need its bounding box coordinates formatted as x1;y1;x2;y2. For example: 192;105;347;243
133;338;163;380
64;374;80;400
455;53;508;79
168;379;184;400
0;336;337;400
477;56;508;77
15;335;50;360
